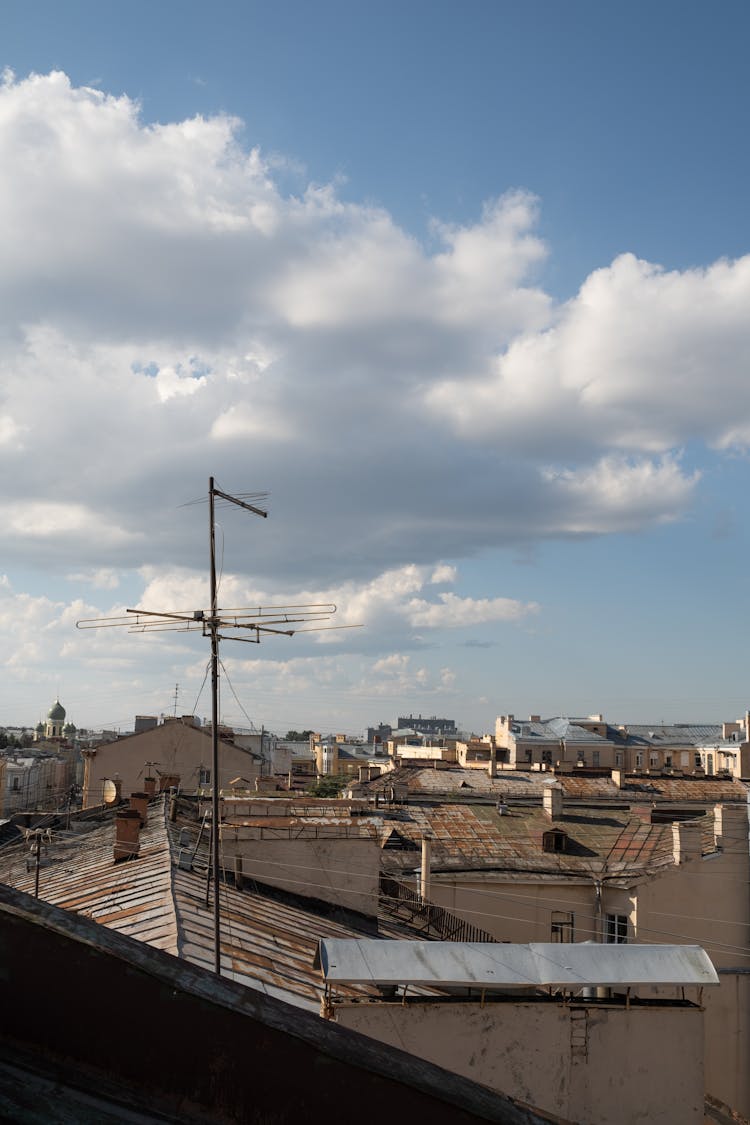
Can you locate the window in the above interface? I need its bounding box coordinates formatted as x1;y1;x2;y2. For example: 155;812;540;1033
542;749;552;765
706;754;714;776
199;766;211;786
605;913;628;943
542;829;568;853
665;754;672;767
635;752;643;768
592;751;600;766
615;752;622;766
551;911;574;942
650;752;659;768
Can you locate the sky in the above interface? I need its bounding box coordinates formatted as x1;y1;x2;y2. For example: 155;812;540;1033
2;0;750;736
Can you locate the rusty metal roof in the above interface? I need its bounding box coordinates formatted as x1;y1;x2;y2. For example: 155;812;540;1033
0;798;430;1012
358;765;749;805
377;800;716;878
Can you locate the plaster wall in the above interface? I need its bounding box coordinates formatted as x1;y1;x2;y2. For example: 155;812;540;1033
633;808;750;1116
426;875;598;944
333;999;704;1125
219;835;380;915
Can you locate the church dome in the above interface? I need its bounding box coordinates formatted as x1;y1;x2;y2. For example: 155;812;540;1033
47;699;66;722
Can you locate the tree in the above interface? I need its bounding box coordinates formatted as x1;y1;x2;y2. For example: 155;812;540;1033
307;775;346;798
285;729;314;742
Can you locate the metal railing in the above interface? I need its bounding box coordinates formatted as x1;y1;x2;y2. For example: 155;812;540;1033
379;874;497;943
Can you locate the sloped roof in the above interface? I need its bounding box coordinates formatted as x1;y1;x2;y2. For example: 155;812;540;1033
620;724;723;746
355;765;749;805
0;798;434;1012
376;799;716;878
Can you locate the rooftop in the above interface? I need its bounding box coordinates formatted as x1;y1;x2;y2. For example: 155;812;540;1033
0;796;441;1012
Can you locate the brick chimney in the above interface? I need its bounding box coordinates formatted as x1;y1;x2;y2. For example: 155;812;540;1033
672;820;703;865
543;782;564;820
129;792;149;825
114;810;141;861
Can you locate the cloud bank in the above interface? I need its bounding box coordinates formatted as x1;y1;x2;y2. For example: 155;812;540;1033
0;70;748;724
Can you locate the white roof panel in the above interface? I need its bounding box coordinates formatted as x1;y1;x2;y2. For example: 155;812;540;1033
316;940;719;988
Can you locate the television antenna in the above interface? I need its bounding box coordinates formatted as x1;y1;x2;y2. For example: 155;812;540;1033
77;477;358;975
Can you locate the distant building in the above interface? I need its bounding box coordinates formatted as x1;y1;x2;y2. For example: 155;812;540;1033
80;715;262;806
366;722;393;746
398;715;457;738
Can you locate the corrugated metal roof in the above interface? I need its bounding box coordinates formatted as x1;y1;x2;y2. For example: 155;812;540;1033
358;765;749;805
623;724;723;746
316;939;719;988
377;800;694;877
0;797;437;1013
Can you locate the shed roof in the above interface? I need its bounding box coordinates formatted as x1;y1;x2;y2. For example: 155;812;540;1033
315;939;719;989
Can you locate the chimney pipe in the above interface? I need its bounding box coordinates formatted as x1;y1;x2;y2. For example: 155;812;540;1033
114;810;141;861
420;835;432;902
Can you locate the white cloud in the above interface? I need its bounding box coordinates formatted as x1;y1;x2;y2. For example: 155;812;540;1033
406;592;539;628
430;564;457;584
66;568;121;590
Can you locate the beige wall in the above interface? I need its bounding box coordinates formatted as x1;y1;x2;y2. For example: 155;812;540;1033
333;999;705;1125
425;874;599;944
219;834;380;915
82;719;260;806
632;805;750;1116
418;803;750;1117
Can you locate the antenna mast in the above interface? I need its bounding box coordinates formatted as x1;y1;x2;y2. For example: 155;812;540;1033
77;478;361;977
208;476;266;976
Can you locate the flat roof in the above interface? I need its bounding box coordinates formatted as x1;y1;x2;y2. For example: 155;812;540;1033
315;939;719;989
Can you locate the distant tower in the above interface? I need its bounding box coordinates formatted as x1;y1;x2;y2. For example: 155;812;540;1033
45;698;66;741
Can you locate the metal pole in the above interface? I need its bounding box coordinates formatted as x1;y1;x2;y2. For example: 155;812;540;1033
209;476;221;976
34;832;41;897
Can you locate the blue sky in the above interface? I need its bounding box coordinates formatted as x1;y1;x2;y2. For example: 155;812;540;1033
2;1;750;733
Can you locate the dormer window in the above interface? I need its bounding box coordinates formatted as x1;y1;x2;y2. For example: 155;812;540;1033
542;828;568;853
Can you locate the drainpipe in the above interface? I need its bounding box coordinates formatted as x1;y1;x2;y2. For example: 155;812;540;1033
593;878;603;942
420;834;432;903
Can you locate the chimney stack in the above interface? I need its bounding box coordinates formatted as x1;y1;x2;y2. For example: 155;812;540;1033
143;776;156;798
672;820;703;865
714;803;748;851
543;782;564;821
114;810;141;861
488;746;497;779
129;792;149;825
